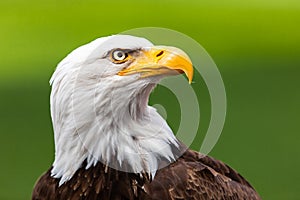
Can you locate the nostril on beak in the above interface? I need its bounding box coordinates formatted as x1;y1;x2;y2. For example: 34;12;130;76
156;50;164;57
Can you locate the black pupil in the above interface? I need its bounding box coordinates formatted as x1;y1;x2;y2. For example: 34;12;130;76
117;52;123;58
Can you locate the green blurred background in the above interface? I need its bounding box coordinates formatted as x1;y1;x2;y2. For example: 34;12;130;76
1;0;299;199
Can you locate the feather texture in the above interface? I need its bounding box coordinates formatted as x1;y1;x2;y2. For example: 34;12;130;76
32;149;260;200
33;35;261;199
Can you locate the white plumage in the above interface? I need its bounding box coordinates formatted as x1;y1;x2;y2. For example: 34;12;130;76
50;35;181;185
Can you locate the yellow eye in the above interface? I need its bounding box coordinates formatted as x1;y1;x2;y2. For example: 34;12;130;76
112;50;128;62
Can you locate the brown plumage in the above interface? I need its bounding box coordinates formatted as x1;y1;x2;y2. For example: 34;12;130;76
32;149;260;200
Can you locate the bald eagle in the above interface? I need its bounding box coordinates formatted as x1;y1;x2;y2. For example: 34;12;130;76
32;35;260;200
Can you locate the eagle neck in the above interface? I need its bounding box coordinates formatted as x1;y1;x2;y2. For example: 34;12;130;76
51;77;180;186
127;83;156;121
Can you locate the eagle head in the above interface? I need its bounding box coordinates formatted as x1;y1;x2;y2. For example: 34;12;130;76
49;35;193;185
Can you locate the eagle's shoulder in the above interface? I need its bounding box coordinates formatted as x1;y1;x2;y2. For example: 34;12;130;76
32;151;261;200
32;168;58;200
32;163;151;200
32;166;108;200
145;149;261;200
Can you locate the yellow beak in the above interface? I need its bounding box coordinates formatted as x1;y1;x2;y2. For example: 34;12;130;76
117;46;193;84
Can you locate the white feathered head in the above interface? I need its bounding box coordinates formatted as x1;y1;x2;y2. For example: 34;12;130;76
49;35;193;185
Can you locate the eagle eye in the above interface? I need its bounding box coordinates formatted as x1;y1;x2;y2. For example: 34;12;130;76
111;49;129;63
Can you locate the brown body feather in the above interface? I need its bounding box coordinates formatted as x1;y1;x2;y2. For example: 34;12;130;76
32;150;260;200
